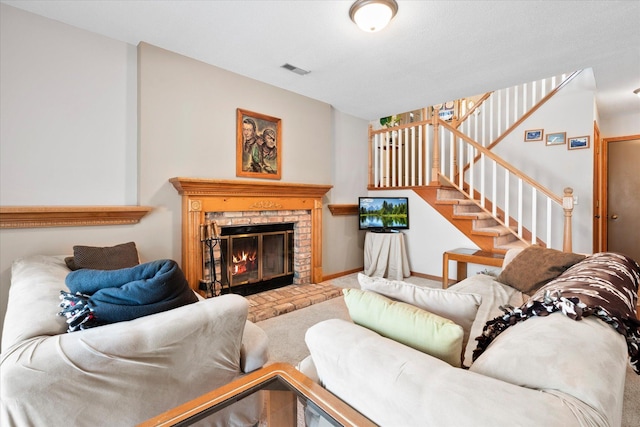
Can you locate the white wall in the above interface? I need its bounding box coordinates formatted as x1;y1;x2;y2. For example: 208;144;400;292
0;6;364;338
492;70;597;253
598;112;640;137
136;42;336;263
0;5;137;205
323;109;369;275
0;4;143;337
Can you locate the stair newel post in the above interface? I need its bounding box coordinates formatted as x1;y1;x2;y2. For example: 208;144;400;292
562;187;574;252
431;107;440;185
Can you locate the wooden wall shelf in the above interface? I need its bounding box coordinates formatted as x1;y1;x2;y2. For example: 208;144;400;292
328;204;358;216
0;206;153;229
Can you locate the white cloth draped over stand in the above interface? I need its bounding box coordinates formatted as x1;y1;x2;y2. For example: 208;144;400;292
363;232;410;280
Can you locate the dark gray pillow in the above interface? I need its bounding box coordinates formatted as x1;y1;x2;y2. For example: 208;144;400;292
496;245;585;295
65;242;139;271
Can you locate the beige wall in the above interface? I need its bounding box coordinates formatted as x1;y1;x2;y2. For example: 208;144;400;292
0;6;367;338
136;42;337;264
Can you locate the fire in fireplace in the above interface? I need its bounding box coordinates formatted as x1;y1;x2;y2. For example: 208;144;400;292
218;223;294;296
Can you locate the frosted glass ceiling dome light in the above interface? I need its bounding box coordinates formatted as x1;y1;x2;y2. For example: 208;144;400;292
350;0;398;32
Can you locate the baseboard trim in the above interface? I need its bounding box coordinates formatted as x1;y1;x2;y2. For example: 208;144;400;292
322;267;363;282
410;271;443;283
322;268;444;284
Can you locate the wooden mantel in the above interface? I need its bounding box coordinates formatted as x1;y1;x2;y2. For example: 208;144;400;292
169;178;332;290
0;206;152;228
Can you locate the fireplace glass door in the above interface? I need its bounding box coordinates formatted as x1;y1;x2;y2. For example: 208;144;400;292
219;224;294;294
228;234;259;284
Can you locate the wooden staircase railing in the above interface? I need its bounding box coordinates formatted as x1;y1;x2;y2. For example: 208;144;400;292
432;116;574;252
368;72;577;252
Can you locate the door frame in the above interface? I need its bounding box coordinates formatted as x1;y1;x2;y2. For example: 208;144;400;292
594;131;640;251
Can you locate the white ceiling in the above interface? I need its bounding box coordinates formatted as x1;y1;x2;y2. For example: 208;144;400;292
3;0;639;121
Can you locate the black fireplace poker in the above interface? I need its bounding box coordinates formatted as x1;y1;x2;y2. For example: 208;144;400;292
199;221;227;298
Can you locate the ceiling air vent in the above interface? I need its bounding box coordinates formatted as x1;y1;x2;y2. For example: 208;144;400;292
281;63;310;76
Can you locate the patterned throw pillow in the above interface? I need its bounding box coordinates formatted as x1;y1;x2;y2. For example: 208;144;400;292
65;242;140;271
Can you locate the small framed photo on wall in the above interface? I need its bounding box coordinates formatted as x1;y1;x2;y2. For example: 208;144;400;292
524;129;543;142
568;136;590;150
545;132;566;146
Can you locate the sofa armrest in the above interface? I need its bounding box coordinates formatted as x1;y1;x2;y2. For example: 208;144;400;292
240;320;269;373
1;294;254;426
297;355;319;384
306;319;588;427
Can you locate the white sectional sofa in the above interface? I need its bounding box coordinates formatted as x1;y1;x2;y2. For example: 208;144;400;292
1;255;269;426
301;249;640;427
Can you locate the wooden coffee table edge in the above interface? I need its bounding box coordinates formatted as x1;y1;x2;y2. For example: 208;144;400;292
138;362;375;427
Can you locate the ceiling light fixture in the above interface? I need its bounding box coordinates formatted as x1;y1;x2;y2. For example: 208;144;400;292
634;88;640;97
349;0;398;33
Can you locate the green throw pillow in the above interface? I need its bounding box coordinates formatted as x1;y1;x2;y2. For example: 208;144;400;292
342;288;464;367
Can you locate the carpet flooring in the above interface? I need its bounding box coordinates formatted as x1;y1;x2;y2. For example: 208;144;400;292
255;272;640;427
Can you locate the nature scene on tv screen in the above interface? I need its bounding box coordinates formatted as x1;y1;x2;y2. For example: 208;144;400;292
359;198;408;229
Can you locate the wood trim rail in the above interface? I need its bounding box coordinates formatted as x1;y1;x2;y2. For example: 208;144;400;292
0;206;153;229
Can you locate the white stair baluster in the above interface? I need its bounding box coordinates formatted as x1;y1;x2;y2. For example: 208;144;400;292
385;131;390;187
518;178;523;238
492;161;497;217
546;198;552;248
504;170;510;228
374;133;380;187
531;187;537;244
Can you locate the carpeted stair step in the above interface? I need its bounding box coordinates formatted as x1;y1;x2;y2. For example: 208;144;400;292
472;224;515;237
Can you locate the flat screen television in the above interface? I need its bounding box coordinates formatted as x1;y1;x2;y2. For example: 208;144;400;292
358;197;409;232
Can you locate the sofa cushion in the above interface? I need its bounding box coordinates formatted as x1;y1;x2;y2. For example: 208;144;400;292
65;241;140;271
2;256;70;350
342;288;464;367
357;273;481;353
447;274;526;366
470;313;628;425
496;245;585;294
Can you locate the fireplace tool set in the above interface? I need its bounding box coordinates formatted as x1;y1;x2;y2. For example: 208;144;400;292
199;221;227;297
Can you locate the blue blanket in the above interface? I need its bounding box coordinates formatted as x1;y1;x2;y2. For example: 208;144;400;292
59;259;198;332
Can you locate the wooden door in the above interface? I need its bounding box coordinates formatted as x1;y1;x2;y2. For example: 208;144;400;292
603;135;640;261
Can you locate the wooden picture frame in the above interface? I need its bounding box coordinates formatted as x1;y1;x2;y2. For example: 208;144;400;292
524;129;543;142
545;132;566;146
236;109;282;180
568;135;590;150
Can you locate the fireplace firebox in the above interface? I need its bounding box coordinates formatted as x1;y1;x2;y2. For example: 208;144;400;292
215;223;295;296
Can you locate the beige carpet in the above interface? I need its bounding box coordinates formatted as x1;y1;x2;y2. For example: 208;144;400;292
255;272;640;427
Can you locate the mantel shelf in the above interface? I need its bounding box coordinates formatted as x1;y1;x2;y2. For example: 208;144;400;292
328;204;358;216
0;206;153;229
169;177;332;198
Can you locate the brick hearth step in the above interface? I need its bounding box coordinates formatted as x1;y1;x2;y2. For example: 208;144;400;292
245;282;343;322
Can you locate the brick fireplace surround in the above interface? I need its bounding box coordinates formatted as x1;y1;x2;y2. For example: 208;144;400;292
170;178;332;294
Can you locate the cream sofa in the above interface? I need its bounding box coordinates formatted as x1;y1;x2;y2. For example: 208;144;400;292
301;249;638;427
1;255;269;426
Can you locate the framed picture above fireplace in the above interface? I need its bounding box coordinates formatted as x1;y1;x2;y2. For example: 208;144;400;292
236;108;282;180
